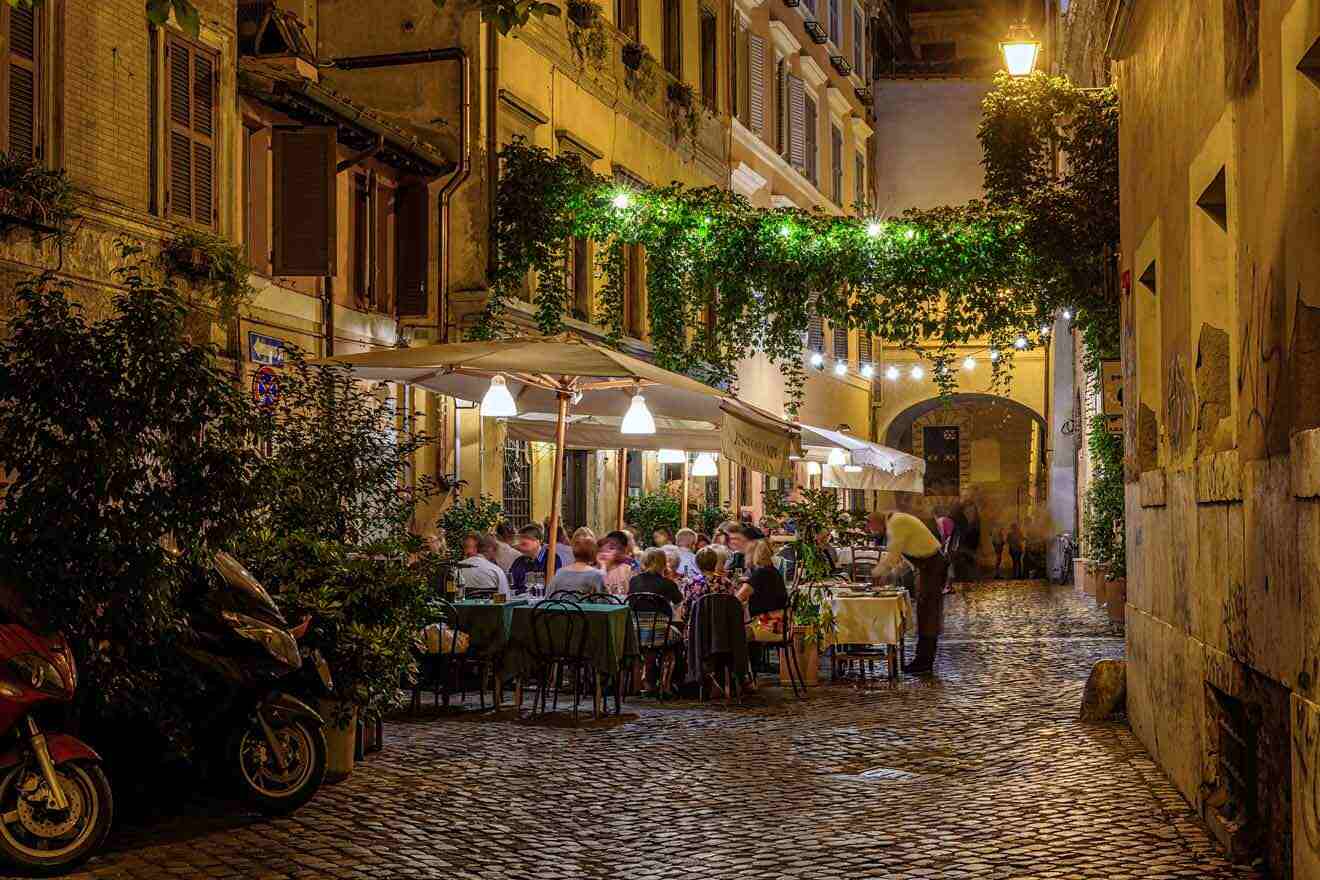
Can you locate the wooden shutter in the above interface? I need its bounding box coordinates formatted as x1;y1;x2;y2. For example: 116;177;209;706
617;0;639;40
165;34;218;227
395;182;430;316
700;11;716;110
788;74;805;170
352;174;370;304
853;7;865;75
663;0;682;77
831;125;843;203
829;0;841;44
271;125;337;276
749;35;766;137
807;312;824;352
3;4;39;160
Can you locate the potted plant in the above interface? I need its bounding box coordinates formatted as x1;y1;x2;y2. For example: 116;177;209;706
621;40;645;70
764;488;845;686
625;488;681;548
565;0;608;70
159;228;256;323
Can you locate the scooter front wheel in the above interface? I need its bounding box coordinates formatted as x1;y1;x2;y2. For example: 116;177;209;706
229;716;327;815
0;759;113;875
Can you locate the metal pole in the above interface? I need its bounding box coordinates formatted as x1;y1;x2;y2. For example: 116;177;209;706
546;391;570;583
616;448;628;530
680;457;690;528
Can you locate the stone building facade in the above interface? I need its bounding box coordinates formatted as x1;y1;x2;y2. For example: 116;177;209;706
1109;1;1320;875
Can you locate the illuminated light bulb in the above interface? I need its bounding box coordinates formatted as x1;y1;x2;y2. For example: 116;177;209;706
904;228;916;241
809;351;824;368
658;448;685;464
827;448;848;467
611;191;631;210
833;361;848;377
990;349;1001;362
804;461;822;476
1062;308;1073;320
843;464;863;473
885;365;900;381
1014;336;1029;349
691;453;718;477
779;224;793;238
621;393;656;434
866;221;883;238
480;374;518;417
860;363;875;379
910;365;925;380
963;356;976;371
1039;325;1050;336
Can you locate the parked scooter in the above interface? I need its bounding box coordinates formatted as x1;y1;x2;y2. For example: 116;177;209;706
179;552;332;815
0;614;112;874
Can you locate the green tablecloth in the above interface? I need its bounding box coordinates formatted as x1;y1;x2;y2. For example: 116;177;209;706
501;602;638;679
452;599;526;660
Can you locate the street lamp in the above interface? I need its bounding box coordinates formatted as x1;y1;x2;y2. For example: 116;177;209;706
1000;22;1041;77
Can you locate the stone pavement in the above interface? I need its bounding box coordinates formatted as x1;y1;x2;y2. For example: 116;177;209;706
57;583;1261;880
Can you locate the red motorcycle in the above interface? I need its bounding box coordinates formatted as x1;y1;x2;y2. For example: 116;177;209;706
0;623;112;874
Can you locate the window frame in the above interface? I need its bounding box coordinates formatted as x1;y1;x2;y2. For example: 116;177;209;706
0;2;42;162
663;0;683;78
699;6;718;111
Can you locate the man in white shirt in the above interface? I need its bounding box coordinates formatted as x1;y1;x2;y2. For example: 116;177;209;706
667;528;701;578
455;533;510;597
871;511;947;675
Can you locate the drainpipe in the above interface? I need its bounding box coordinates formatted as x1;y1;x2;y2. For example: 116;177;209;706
486;21;499;281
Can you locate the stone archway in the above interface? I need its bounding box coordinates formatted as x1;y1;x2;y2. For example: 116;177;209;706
884;394;1049;574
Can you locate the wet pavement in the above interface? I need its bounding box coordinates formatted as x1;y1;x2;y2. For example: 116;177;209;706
56;582;1261;880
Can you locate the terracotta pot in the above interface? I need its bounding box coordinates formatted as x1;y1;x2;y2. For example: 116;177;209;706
1073;558;1089;594
1101;577;1126;623
567;1;598;27
780;628;820;687
318;699;357;783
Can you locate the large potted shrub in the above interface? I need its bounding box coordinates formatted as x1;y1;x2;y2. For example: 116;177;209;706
625;488;681;548
1083;414;1126;618
764;488;845;686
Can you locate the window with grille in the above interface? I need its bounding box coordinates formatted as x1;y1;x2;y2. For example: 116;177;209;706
700;8;717;111
663;0;682;77
803;94;818;184
858;332;873;366
832;322;848;361
831;125;843;204
0;3;39;160
502;440;533;528
829;0;841;45
807;312;825;352
165;33;219;228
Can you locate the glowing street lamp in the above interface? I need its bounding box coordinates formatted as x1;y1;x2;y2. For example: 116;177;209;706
1000;22;1041;77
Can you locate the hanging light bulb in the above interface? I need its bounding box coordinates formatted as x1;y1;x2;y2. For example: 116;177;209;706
963;356;977;371
910;365;925;380
692;453;718;477
1039;325;1050;336
833;361;848;377
658;448;685;464
990;349;1001;362
804;460;822;476
611;191;631;210
866;221;883;238
621;392;656;434
809;351;825;368
1062;308;1073;320
480;374;518;417
827;448;848;467
860;363;875;379
1014;335;1029;349
885;365;900;381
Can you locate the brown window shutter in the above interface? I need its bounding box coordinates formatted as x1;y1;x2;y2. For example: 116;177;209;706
164;34;219;228
394;182;430;316
618;0;639;41
352;173;369;303
748;35;766;138
5;4;39;160
271;125;337;276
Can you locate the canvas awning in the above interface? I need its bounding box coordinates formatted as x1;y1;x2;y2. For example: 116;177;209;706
798;423;925;493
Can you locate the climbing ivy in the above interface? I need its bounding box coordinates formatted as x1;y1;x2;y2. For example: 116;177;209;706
480;73;1120;415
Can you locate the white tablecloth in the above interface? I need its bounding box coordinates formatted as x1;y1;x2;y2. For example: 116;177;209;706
827;594;911;647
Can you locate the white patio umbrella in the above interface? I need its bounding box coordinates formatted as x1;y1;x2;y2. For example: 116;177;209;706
318;334;800;579
797;423;926;493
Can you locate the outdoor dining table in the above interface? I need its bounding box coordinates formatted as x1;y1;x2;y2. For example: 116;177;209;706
502;601;640;716
826;589;913;680
451;597;527;706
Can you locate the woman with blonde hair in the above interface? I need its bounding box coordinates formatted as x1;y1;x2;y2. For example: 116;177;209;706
738;540;789;643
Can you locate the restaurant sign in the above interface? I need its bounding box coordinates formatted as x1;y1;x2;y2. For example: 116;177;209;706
720;409;798;478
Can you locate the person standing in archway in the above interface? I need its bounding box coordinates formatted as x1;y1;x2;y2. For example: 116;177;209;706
1007;522;1025;579
871;510;949;674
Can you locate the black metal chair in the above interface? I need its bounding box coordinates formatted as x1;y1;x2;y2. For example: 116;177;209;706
747;588;806;698
583;591;624;605
689;592;744;705
411;598;467;711
548;589;584;602
627;592;679;697
528;600;592;720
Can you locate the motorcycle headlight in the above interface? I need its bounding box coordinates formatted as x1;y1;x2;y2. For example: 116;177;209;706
9;653;71;698
220;611;301;668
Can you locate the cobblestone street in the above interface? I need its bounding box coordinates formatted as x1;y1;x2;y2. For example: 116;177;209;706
57;584;1258;880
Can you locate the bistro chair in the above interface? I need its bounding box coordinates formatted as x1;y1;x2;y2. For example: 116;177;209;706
689;592;744;705
548;589;584;602
528;600;592;720
849;547;880;582
626;592;679;697
583;592;625;605
411;598;468;711
747;588;806;699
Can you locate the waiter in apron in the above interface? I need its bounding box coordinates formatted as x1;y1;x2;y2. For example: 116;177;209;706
871;511;949;674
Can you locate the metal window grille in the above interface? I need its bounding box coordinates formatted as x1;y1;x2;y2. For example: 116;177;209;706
807;312;825;351
502;440;532;528
833;323;848;360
